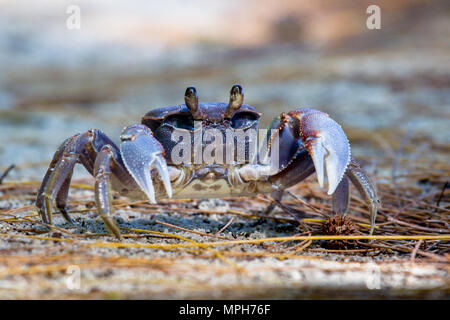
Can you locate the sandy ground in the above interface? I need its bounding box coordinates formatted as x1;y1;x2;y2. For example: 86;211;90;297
0;1;449;299
0;189;449;299
0;194;449;299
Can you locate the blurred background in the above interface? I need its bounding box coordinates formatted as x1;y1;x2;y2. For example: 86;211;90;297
0;0;449;179
0;0;449;300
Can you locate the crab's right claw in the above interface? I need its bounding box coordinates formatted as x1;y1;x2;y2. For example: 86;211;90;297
120;124;172;203
290;109;351;196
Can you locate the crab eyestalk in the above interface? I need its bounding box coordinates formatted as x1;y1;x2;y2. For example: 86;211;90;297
184;86;202;120
224;84;244;118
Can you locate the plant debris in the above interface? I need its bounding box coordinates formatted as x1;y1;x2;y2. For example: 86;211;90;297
0;143;448;298
321;215;358;249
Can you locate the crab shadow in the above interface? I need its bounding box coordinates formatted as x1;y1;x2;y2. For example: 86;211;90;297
55;209;298;239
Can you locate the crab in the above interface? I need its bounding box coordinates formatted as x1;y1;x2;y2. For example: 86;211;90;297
36;85;378;240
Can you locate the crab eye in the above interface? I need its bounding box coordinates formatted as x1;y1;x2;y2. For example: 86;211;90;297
164;114;195;130
230;112;258;129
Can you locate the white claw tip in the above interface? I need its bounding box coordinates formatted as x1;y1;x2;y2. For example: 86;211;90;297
166;187;173;199
304;115;350;196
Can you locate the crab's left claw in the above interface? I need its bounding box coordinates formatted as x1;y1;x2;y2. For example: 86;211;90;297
290;109;350;195
120;124;172;203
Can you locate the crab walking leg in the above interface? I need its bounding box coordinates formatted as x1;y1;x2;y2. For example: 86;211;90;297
50;130;129;221
36;129;135;227
36;133;87;224
36;136;73;223
346;158;378;234
262;190;284;215
37;136;75;202
94;146;122;240
55;177;74;223
332;176;350;215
